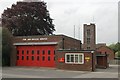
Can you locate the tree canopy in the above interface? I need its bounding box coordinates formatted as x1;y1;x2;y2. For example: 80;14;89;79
108;42;120;59
108;42;120;53
2;1;55;36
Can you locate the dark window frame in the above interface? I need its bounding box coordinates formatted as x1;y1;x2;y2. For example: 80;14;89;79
42;56;45;61
26;56;29;60
48;56;50;61
87;29;90;36
22;56;24;60
87;38;90;44
48;50;50;55
32;50;34;55
42;50;45;55
32;56;34;61
27;50;29;54
37;50;40;55
87;47;90;49
22;50;24;55
37;56;39;61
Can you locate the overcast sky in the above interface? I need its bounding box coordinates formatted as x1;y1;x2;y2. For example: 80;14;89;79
0;0;119;45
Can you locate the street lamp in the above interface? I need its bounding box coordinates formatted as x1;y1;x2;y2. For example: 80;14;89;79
91;51;94;71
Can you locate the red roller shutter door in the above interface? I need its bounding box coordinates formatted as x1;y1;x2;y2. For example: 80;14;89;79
16;45;56;67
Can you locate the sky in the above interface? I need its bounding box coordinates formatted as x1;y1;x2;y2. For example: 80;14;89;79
0;0;119;45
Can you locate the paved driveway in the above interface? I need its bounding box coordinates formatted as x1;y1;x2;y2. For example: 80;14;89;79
2;65;118;78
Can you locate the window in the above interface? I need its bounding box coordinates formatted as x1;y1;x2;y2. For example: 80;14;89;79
48;50;50;55
37;56;39;61
37;50;40;55
87;47;90;50
17;56;19;60
27;50;29;54
32;50;34;54
22;50;24;55
17;50;19;55
48;56;50;61
42;56;45;61
32;56;34;60
26;56;29;60
22;56;24;60
87;29;90;36
42;50;45;55
65;53;84;64
87;38;90;44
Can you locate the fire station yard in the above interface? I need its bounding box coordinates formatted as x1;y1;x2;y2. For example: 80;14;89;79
2;65;118;78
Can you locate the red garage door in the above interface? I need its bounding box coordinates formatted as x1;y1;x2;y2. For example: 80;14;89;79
16;45;56;67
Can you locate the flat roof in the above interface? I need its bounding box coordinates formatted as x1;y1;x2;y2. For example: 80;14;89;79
57;49;95;53
13;42;58;46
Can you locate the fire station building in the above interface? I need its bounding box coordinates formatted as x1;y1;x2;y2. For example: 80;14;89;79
12;35;96;71
10;23;113;71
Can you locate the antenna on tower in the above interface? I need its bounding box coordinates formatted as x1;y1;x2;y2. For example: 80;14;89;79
92;16;95;23
78;26;80;40
74;25;75;38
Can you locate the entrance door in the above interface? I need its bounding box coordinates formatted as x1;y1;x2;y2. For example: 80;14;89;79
96;56;107;68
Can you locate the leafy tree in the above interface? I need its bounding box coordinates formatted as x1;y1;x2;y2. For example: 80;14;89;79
108;42;120;59
2;27;14;66
2;1;55;36
108;43;120;53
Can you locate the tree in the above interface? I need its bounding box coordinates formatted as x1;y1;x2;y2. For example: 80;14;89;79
2;1;55;36
109;43;117;53
2;27;14;66
108;42;120;59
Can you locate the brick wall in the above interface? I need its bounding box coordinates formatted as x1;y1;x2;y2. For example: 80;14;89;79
96;46;115;60
56;50;96;71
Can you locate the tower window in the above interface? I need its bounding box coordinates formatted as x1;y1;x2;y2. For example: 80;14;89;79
87;47;90;50
87;38;90;44
87;29;90;35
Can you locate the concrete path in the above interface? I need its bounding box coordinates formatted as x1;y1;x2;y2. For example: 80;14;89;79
2;65;118;78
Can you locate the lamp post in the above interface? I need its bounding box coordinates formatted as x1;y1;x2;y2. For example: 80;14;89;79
91;51;94;71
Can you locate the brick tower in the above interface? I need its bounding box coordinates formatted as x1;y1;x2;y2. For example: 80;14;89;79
83;23;96;50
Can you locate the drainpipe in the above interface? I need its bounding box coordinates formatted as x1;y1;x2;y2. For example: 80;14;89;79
62;38;64;49
80;41;82;50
